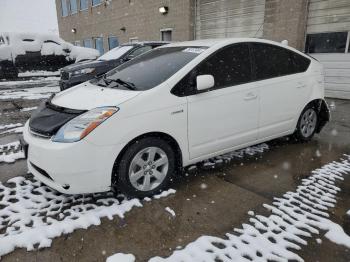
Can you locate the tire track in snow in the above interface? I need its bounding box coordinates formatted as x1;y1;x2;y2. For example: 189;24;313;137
0;141;25;163
148;156;350;262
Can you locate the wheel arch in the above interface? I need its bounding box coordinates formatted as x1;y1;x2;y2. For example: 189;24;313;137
111;131;183;186
303;98;330;133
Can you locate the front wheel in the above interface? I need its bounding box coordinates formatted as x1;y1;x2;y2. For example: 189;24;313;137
293;105;318;142
114;137;176;198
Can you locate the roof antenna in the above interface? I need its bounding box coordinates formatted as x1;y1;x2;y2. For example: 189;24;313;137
281;40;289;46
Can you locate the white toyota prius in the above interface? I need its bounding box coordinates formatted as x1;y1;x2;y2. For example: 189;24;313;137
23;38;330;197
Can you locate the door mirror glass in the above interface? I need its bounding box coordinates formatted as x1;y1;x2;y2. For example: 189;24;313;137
196;74;214;91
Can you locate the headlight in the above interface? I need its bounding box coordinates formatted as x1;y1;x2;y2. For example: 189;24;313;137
52;107;118;143
70;68;95;76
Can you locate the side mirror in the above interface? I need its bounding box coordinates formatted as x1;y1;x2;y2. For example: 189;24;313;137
123;55;133;62
196;74;214;91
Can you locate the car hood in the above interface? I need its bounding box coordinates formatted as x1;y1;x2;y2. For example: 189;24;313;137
51;81;141;110
61;59;112;72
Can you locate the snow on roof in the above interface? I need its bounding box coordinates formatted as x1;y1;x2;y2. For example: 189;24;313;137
0;32;99;62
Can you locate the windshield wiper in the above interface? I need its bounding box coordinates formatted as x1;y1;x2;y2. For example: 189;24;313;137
95;75;108;87
106;78;137;90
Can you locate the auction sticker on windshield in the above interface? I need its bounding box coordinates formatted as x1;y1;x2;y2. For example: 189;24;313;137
182;47;206;54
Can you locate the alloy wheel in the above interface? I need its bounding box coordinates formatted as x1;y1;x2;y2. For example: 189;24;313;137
128;147;169;191
300;108;317;138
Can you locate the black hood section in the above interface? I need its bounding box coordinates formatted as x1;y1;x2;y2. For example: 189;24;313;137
29;99;86;137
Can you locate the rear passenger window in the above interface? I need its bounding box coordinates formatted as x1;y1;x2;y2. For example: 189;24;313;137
251;43;310;81
172;43;252;96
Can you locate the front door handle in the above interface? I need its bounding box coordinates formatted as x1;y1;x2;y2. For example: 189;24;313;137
244;92;258;101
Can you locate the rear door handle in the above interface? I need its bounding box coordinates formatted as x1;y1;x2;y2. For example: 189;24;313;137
244;92;258;101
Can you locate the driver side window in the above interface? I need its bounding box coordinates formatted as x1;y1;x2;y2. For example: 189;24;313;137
172;43;252;96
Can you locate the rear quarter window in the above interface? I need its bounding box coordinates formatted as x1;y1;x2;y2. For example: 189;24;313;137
251;43;310;81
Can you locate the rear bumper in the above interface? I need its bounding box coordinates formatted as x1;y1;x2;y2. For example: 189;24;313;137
23;121;123;194
316;99;330;133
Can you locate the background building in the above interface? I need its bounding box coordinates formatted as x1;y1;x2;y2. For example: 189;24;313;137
56;0;350;99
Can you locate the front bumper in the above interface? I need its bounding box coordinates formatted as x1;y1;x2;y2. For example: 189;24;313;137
23;121;123;194
59;79;83;91
59;74;94;91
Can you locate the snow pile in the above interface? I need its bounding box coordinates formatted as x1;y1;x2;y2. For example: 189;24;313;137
0;176;176;257
0;126;24;135
191;143;269;171
20;106;37;112
150;156;350;262
0;141;24;163
0;123;22;130
18;71;60;77
107;253;135;262
0;32;99;62
165;207;176;217
0;77;59;88
70;45;100;62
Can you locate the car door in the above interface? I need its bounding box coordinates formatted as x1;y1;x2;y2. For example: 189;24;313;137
178;43;259;160
250;43;311;139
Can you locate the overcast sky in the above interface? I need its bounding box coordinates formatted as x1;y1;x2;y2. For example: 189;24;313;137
0;0;59;34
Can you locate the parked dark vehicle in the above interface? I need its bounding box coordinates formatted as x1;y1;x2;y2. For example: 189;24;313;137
59;41;169;91
0;32;99;79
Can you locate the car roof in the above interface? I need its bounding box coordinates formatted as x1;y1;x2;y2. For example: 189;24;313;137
160;38;308;58
121;41;170;47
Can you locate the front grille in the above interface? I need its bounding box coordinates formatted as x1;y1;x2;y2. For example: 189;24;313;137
30;162;54;181
60;71;69;80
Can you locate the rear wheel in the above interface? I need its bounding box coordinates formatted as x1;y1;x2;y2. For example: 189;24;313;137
114;137;175;198
293;105;318;142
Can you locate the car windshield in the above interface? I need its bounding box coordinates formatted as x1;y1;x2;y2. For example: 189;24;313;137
97;45;134;61
99;46;207;90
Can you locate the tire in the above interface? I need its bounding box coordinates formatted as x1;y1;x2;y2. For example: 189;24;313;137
114;137;176;198
293;104;319;142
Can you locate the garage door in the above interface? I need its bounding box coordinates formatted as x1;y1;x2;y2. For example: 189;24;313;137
306;0;350;99
195;0;265;39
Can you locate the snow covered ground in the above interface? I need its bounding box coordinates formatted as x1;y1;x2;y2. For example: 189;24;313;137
0;141;24;163
0;77;60;88
0;176;176;257
139;156;350;262
18;71;60;77
0;84;59;100
0;143;269;258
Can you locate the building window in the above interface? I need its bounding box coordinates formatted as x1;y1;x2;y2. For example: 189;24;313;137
94;37;104;55
129;37;139;43
161;29;172;41
92;0;101;6
83;38;93;48
61;0;69;17
69;0;78;14
108;36;119;50
305;32;348;53
80;0;89;10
